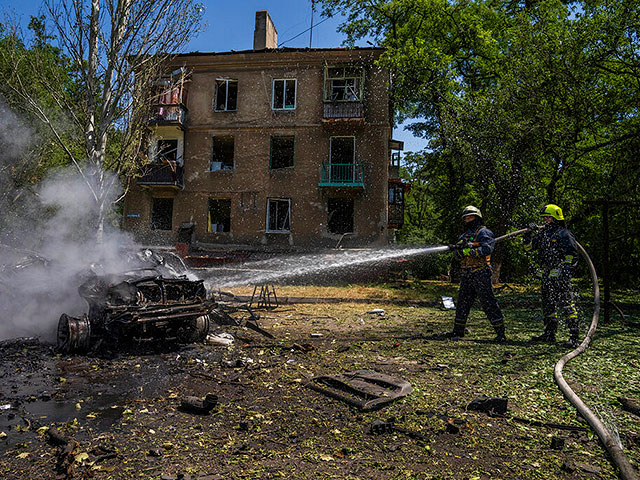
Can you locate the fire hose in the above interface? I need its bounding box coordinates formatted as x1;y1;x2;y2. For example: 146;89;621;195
483;228;638;480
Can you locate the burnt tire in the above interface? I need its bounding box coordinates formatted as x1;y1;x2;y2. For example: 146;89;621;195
57;314;91;353
181;314;210;343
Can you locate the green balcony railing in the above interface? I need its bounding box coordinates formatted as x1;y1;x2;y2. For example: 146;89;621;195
319;162;364;187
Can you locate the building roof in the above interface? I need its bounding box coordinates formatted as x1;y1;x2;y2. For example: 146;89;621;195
174;46;384;58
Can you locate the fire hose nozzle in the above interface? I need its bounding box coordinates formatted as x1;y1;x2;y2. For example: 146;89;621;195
448;244;462;250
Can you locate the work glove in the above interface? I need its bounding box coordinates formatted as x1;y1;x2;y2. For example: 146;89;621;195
462;247;472;256
548;268;560;278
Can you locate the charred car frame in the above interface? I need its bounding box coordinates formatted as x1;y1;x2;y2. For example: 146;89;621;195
57;275;213;353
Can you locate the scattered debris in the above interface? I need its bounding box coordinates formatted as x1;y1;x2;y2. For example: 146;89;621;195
206;333;234;346
550;436;565;450
467;396;508;416
367;308;385;316
292;343;314;352
618;397;640;418
47;428;70;447
249;284;278;310
222;358;253;368
441;296;456;310
307;370;413;410
52;432;78;479
179;393;218;415
563;460;603;475
310;333;324;338
370;418;430;440
509;416;589;432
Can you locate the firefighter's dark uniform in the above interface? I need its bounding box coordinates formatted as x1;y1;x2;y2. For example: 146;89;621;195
450;223;505;339
524;221;579;344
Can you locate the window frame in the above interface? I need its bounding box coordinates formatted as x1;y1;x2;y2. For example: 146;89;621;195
271;78;297;110
210;135;235;172
266;198;291;233
324;66;364;102
208;198;232;233
270;135;295;169
156;139;179;163
150;197;174;231
327;198;354;234
329;136;356;164
388;184;404;205
214;78;238;112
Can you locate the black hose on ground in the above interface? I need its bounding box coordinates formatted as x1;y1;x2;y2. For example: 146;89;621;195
494;229;639;480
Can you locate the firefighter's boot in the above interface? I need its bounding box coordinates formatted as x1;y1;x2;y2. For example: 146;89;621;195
493;324;507;343
563;322;580;349
563;333;580;349
441;323;465;340
563;309;580;349
531;318;556;342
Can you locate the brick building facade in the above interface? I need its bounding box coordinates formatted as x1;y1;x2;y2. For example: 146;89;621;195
123;11;404;251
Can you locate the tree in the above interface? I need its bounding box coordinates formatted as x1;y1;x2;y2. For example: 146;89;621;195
319;0;640;282
0;0;203;242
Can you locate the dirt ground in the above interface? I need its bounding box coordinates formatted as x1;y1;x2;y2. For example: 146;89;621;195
1;282;639;479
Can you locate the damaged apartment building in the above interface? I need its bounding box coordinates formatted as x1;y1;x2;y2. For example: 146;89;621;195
123;11;405;250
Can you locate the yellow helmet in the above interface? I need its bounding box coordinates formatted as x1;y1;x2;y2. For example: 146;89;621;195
539;204;564;221
461;205;482;219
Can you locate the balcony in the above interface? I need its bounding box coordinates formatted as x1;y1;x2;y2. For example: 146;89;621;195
323;102;364;121
319;163;364;188
137;162;184;190
149;103;187;128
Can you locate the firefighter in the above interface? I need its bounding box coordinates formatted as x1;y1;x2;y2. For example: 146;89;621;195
443;206;506;342
524;204;580;348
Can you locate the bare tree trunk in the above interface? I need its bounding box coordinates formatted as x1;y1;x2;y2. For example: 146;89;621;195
1;0;203;243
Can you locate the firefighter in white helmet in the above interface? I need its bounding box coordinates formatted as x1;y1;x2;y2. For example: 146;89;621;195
444;206;506;342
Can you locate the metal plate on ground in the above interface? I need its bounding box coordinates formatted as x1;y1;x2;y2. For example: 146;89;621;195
307;370;413;411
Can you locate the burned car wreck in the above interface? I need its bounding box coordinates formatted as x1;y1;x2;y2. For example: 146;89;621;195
57;275;213;353
56;250;270;353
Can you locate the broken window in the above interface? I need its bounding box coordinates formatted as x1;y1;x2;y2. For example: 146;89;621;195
266;198;290;232
208;198;231;233
214;79;238;111
270;136;294;169
330;137;355;164
329;137;356;182
389;184;404;205
328;198;354;234
324;66;364;102
150;198;173;230
156;139;178;163
210;136;234;171
272;79;296;110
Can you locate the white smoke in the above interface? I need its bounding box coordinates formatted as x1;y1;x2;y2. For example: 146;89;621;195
0;100;139;342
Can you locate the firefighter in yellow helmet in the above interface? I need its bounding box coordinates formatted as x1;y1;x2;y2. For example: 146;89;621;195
524;204;580;348
443;206;506;342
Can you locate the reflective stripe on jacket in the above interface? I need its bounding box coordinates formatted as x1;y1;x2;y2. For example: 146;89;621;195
458;225;495;269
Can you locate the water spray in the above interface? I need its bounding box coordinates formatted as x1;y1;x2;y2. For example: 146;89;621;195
494;226;638;480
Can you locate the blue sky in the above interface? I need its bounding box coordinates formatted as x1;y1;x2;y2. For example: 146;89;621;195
3;0;425;152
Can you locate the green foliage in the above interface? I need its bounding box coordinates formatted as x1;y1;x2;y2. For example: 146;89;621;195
320;0;640;285
0;16;80;184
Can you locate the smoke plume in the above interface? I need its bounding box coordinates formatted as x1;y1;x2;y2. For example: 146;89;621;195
0;100;138;342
